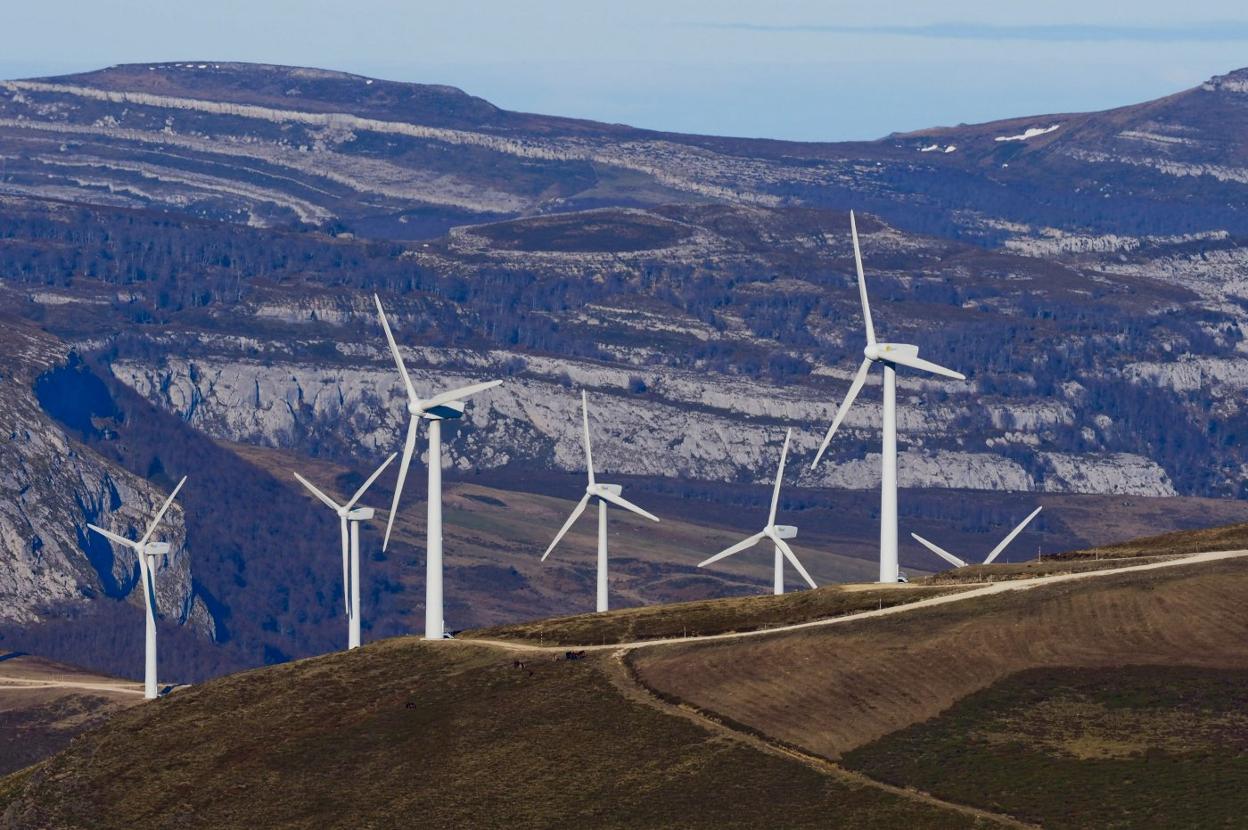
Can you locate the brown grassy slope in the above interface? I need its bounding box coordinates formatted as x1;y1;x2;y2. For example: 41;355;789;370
0;655;142;776
920;553;1181;584
842;665;1248;829
631;556;1248;760
466;583;968;646
1063;520;1248;559
0;640;981;830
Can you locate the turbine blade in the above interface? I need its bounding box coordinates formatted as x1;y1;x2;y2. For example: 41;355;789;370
346;452;398;509
294;472;343;512
382;415;421;552
885;351;966;381
850;210;876;346
811;357;872;470
423;379;502;410
374;294;418;403
775;537;818;590
138;476;186;547
910;533;968;569
340;515;352;618
140;556;158;618
87;523;137;549
581;390;595;486
698;531;767;568
983;506;1043;565
768;428;791;527
598;489;660;523
542;493;590;561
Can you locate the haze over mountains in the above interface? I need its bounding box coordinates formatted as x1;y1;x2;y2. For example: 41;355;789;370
2;62;1248;681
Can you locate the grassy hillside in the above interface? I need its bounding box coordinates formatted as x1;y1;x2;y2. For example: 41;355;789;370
844;665;1248;829
631;556;1248;760
466;583;967;646
5;522;1247;827
1065;521;1248;559
0;655;142;776
0;640;984;830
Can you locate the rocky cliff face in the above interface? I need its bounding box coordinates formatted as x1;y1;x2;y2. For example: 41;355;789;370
108;344;1176;498
0;323;214;636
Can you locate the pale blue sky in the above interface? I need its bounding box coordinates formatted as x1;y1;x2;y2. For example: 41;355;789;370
3;1;1247;140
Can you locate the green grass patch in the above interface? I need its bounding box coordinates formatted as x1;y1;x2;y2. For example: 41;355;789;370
843;665;1248;829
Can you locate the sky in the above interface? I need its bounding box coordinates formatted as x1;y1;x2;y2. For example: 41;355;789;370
2;1;1248;141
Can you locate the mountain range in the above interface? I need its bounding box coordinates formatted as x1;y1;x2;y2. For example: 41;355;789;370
2;62;1248;681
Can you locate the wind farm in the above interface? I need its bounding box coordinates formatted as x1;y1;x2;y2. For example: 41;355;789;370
812;211;966;585
293;453;396;649
4;12;1248;826
85;476;188;699
374;293;502;640
698;428;816;595
542;391;661;612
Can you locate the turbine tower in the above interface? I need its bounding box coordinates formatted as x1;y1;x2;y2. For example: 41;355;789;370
698;428;817;594
374;294;502;640
86;475;187;699
811;211;966;583
542;391;660;612
911;506;1043;569
293;453;396;649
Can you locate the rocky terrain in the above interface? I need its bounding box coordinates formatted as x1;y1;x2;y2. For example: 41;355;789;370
1;62;1247;680
0;319;207;635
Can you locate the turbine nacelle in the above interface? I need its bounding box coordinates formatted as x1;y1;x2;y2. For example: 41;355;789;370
347;506;376;521
864;342;919;363
142;542;171;558
767;525;798;540
409;398;466;420
588;483;623;498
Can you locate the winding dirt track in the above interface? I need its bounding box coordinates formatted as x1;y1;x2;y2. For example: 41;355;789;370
0;679;144;696
455;549;1248;828
599;648;1038;829
461;548;1248;654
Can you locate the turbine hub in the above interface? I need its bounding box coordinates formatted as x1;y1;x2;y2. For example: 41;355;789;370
407;399;424;416
863;343;880;361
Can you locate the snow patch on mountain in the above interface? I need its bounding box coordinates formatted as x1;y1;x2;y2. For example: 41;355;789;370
995;124;1060;142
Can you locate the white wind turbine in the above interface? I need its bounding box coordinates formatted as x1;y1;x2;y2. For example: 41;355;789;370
911;506;1043;569
374;294;502;640
811;210;966;584
86;475;187;699
542;391;660;612
293;454;396;650
699;428;817;594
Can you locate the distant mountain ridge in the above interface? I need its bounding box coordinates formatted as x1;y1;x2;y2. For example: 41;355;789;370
2;62;1247;240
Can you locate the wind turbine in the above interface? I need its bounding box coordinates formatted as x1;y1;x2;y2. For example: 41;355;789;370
374;294;502;640
698;428;817;594
542;390;660;612
293;454;396;649
911;506;1043;569
811;210;966;584
86;475;187;699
